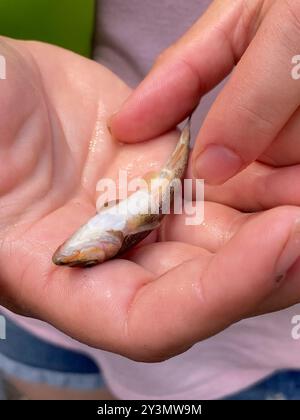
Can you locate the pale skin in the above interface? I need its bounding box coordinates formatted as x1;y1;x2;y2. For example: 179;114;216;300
1;33;300;398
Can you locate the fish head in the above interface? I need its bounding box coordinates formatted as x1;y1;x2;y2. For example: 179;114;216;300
52;228;124;267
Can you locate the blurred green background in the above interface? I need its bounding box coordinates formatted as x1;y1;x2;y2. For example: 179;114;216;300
0;0;95;57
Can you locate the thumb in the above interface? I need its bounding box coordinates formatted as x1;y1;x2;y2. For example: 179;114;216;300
125;206;300;361
109;0;263;142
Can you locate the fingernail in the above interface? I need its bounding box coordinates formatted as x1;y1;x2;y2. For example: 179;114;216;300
194;145;243;184
276;219;300;276
107;120;112;135
106;110;119;136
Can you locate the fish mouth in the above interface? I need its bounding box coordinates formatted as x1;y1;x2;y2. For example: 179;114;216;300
52;246;105;267
52;256;99;268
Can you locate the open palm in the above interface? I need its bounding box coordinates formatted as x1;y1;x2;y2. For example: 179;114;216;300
1;37;300;362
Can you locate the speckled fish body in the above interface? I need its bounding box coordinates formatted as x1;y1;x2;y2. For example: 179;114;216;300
52;118;191;267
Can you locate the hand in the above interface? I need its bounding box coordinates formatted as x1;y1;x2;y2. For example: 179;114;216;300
109;0;300;185
1;37;300;363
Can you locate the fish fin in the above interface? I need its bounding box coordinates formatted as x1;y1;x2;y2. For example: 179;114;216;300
116;230;153;256
116;219;161;256
163;117;191;176
106;229;124;243
126;214;161;233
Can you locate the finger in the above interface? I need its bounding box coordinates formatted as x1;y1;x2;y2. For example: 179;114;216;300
204;162;300;211
193;0;300;183
185;152;300;211
159;201;244;253
126;206;300;361
109;0;263;142
128;241;210;275
253;256;300;315
260;106;300;166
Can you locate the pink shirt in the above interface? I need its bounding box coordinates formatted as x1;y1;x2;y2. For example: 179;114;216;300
3;0;300;399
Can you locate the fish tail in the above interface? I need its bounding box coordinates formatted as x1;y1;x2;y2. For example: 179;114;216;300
163;116;191;177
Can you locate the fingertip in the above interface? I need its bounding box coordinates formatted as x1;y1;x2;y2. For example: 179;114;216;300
108;57;205;143
192;144;244;184
107;107;128;142
108;100;148;143
106;113;114;136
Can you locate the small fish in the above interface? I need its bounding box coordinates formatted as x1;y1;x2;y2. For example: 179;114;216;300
52;117;191;267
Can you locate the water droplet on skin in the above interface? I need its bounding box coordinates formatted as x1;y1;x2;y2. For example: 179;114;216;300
82;102;109;187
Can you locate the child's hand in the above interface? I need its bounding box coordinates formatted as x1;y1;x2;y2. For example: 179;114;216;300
1;37;300;363
110;0;300;184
